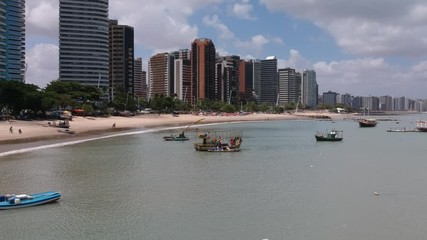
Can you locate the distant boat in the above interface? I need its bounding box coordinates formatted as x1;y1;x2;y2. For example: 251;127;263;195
163;134;189;141
315;129;343;142
0;191;61;210
358;118;377;127
416;121;427;132
163;118;204;141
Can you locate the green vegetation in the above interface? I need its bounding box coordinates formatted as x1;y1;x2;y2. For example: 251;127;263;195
1;79;350;119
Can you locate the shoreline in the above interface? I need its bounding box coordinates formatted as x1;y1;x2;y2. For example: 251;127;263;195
0;112;353;154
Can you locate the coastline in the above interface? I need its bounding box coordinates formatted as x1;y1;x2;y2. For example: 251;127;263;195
0;111;352;154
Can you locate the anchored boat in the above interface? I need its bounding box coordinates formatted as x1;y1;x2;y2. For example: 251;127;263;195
194;129;243;151
0;191;61;210
315;129;343;142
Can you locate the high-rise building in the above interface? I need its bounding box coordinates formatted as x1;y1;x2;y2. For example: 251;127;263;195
59;0;109;92
171;49;191;103
322;91;338;105
239;60;254;102
148;53;173;99
134;57;147;100
191;38;216;103
0;0;25;81
278;67;300;106
170;49;190;60
109;19;134;100
174;58;191;103
379;95;393;111
251;59;261;103
301;69;318;108
216;55;240;103
260;56;278;105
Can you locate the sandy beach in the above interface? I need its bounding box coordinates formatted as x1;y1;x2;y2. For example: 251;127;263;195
0;111;352;152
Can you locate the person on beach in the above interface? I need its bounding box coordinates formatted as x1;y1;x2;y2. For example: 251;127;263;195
18;129;22;134
112;122;116;128
9;126;13;133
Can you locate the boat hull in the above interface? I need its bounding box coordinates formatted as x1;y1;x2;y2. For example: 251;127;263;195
163;136;189;141
358;119;377;127
0;191;61;210
315;136;343;141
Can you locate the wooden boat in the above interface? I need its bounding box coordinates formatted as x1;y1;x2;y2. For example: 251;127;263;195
194;129;243;151
358;118;377;127
416;121;427;132
315;129;343;142
207;146;241;152
0;191;61;210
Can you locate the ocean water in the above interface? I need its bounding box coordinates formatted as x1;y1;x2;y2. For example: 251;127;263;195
1;115;427;240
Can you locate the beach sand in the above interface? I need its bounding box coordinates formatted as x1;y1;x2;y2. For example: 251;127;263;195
0;111;352;153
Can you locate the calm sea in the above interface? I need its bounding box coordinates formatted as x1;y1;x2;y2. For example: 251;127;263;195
1;114;427;240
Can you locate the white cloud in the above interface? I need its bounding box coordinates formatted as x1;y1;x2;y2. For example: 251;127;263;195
313;58;427;98
260;0;427;58
231;1;256;20
203;15;235;39
26;0;58;38
278;49;311;70
25;44;59;88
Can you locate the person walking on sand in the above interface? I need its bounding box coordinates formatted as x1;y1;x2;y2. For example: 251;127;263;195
18;129;22;134
9;126;13;133
112;122;116;128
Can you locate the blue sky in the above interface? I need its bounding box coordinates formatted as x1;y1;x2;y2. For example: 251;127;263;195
25;0;427;99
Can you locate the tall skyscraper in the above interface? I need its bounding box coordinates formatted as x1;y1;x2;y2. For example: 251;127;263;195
148;53;173;99
171;49;191;103
216;55;240;103
109;19;134;100
0;0;25;81
301;69;318;108
191;38;216;103
174;58;191;103
239;60;254;102
278;67;300;106
134;57;147;100
251;59;261;103
59;0;109;91
260;56;278;105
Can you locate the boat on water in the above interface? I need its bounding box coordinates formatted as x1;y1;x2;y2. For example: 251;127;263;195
163;133;189;141
315;129;343;142
163;118;204;141
0;191;61;210
416;121;427;132
207;146;241;152
358;118;377;127
194;129;243;151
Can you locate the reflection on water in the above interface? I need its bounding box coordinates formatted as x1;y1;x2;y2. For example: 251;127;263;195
1;116;427;240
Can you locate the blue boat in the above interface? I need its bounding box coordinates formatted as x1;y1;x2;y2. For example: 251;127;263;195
0;191;61;210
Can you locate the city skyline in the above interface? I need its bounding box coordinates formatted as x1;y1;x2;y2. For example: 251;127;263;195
24;0;427;98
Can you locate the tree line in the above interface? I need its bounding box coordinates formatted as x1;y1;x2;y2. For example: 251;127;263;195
1;80;349;119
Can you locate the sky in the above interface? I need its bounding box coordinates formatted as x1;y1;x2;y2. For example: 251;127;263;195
25;0;427;99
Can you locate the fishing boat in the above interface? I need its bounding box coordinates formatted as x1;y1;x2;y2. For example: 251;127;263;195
315;129;343;142
207;146;241;152
0;191;61;210
194;129;243;151
416;121;427;132
162;118;204;141
163;133;189;141
358;118;377;127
